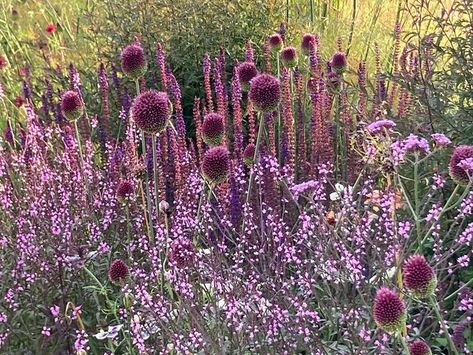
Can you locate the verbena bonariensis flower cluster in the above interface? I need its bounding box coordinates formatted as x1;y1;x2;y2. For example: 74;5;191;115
0;27;472;354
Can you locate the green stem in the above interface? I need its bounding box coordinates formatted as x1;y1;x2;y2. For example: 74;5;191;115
398;334;409;354
413;153;422;250
431;297;459;355
142;131;155;245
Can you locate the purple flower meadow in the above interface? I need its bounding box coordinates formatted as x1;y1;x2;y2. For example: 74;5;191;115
0;28;471;355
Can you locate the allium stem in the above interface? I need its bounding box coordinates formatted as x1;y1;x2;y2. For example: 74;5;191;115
431;296;459;355
136;79;155;244
413;153;422;250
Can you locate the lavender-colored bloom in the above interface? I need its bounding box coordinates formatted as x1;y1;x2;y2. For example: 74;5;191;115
249;74;281;113
331;51;347;74
280;47;298;68
431;133;451;147
367;119;396;134
121;43;147;79
449;145;473;185
202;113;225;146
60;90;83;121
372;287;406;334
108;259;129;284
131;90;169;134
202;146;229;185
403;134;430;154
301;33;316;54
457;158;473;175
237;62;258;91
268;34;283;52
403;255;437;298
409;340;431;355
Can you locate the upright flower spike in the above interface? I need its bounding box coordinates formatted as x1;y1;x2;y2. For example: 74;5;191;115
202;113;225;146
249;74;281;113
409;340;431;355
449;145;473;185
60;91;83;121
131;90;169;134
268;33;283;52
237;62;258;92
202;146;229;185
373;287;407;334
331;51;347;74
403;255;437;298
281;47;298;68
108;259;129;284
121;43;147;79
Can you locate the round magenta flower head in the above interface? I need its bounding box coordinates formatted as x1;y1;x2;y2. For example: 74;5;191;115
169;238;195;268
243;143;256;166
403;255;437;298
116;180;134;203
268;33;283;52
202;113;225;146
281;47;298;68
331;51;347;74
373;287;406;334
237;62;258;91
60;90;83;121
108;259;129;285
249;74;281;113
301;33;316;54
202;146;230;185
131;90;170;134
409;340;431;355
449;145;473;185
121;43;147;79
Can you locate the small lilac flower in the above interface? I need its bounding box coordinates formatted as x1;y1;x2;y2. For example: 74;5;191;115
409;339;431;355
431;133;451;147
280;47;298;68
268;34;283;52
237;62;258;91
41;326;51;337
403;134;430;154
131;90;170;134
450;145;473;185
202;146;230;185
60;91;83;121
108;259;129;285
372;287;406;334
367;119;396;135
457;158;473;178
202;113;225;146
403;255;437;298
121;43;147;79
249;74;281;113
